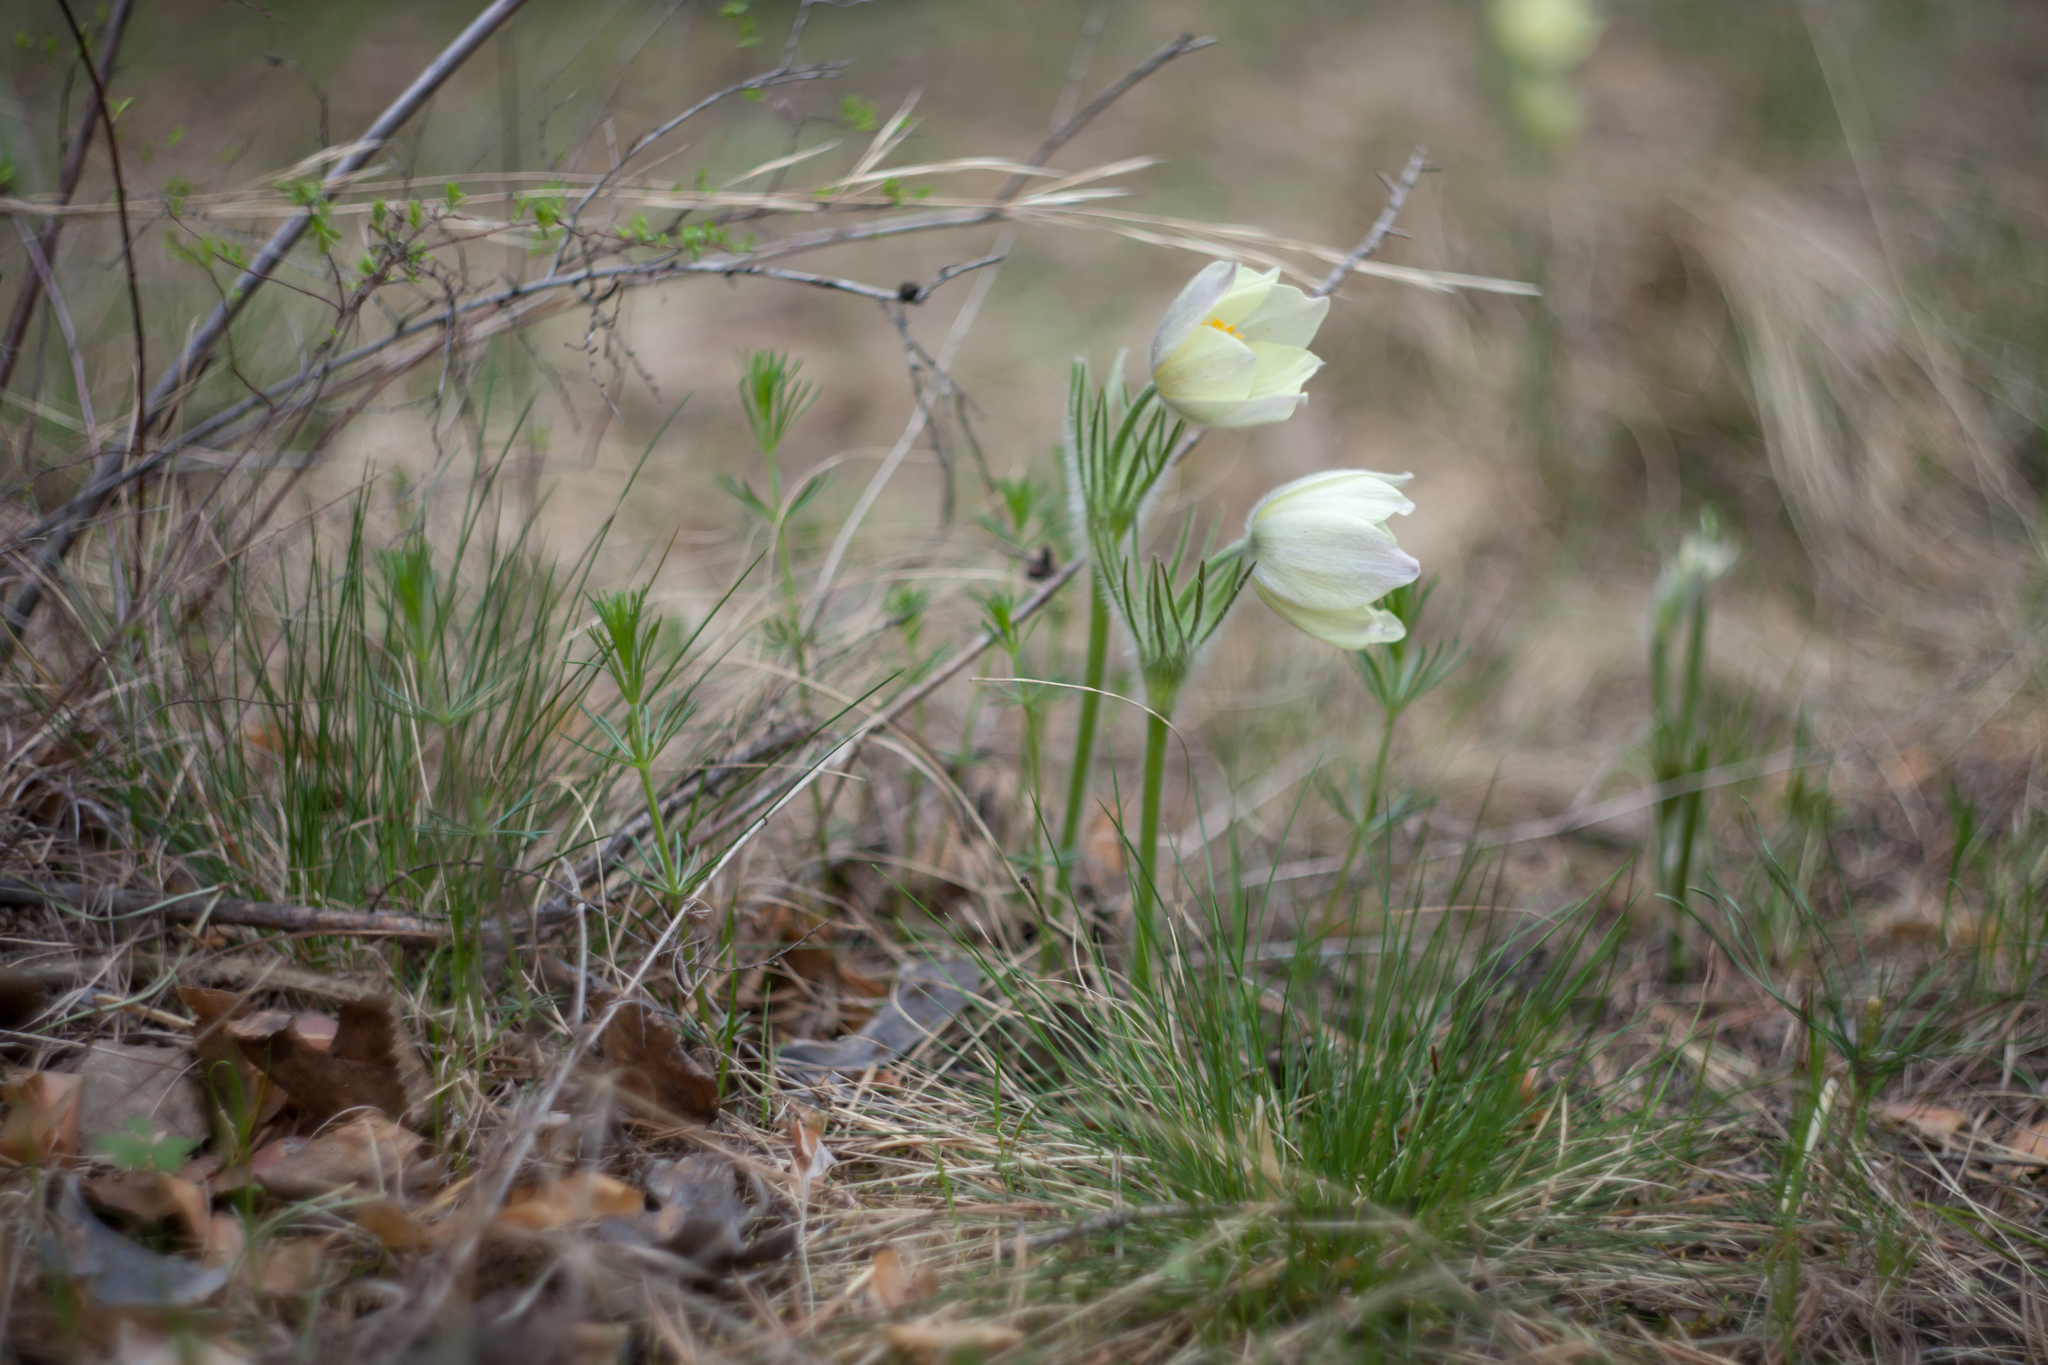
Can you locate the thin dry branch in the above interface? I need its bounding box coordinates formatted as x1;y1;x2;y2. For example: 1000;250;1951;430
0;0;137;394
1311;145;1431;300
0;879;446;940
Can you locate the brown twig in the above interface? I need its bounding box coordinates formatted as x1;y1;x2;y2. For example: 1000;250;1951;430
996;32;1217;199
1310;146;1431;301
0;0;136;395
0;879;446;941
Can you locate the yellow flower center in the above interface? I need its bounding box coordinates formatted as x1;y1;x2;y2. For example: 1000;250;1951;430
1205;316;1245;339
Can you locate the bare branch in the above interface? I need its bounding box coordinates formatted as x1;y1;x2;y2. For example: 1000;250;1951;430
1310;145;1430;300
997;32;1217;198
0;0;136;395
0;879;447;941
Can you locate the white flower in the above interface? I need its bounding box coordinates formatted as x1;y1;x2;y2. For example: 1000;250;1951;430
1149;261;1328;429
1244;470;1421;649
1490;0;1604;73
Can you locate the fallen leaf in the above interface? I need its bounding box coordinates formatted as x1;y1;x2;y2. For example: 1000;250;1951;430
869;1244;939;1312
780;959;980;1083
790;1110;837;1201
598;1000;719;1123
251;1114;436;1200
237;996;424;1131
351;1195;440;1250
250;1237;331;1295
1876;1100;1972;1140
47;1178;229;1307
2002;1122;2048;1162
497;1171;644;1230
180;987;286;1139
1;1070;82;1164
82;1169;210;1246
883;1318;1024;1360
202;1212;244;1267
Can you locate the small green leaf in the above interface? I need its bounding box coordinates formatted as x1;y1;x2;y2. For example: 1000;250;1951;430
840;96;878;132
92;1118;197;1175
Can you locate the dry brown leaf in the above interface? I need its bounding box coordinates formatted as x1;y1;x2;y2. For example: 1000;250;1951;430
202;1213;244;1268
790;1110;837;1201
869;1244;939;1312
2002;1122;2048;1161
1876;1100;1972;1140
77;1043;208;1155
497;1171;644;1230
1;1071;82;1165
351;1195;440;1250
883;1318;1024;1360
598;1000;719;1123
236;996;423;1131
180;987;287;1138
251;1114;436;1200
82;1170;210;1246
249;1237;331;1295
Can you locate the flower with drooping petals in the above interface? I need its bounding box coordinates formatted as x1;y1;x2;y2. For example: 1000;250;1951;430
1149;262;1328;429
1243;469;1421;648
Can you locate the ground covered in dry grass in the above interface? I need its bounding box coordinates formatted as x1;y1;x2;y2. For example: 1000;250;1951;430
2;1;2046;1362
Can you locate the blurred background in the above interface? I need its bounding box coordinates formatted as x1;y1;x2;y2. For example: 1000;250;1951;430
3;0;2042;894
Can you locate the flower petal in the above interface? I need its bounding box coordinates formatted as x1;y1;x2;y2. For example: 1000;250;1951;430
1207;266;1280;330
1248;470;1414;529
1199;394;1306;429
1244;342;1324;400
1252;580;1409;650
1251;520;1420;609
1154;323;1256;424
1236;285;1329;348
1149;260;1238;374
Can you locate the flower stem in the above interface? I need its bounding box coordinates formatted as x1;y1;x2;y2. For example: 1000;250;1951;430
1057;576;1112;889
1132;704;1169;993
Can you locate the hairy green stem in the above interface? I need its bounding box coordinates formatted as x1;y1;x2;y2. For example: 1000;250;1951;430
1133;705;1169;992
1058;578;1113;885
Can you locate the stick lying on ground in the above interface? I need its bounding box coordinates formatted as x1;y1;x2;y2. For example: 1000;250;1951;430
0;880;444;941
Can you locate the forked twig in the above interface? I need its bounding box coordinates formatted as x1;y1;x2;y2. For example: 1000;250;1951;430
1318;145;1433;300
1310;145;1431;300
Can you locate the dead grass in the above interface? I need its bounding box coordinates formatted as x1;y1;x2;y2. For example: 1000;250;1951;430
2;1;2046;1362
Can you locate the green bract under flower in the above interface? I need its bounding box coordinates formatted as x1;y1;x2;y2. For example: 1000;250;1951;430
1244;469;1421;649
1149;262;1328;429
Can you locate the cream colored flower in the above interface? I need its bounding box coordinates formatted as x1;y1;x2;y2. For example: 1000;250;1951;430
1490;0;1604;72
1149;262;1328;429
1244;470;1420;649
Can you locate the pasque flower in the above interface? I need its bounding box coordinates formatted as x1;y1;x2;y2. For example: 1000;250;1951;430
1243;469;1421;649
1149;261;1328;428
